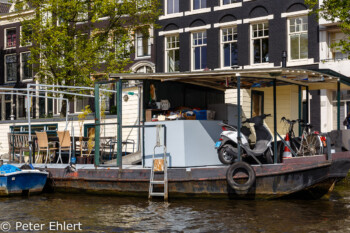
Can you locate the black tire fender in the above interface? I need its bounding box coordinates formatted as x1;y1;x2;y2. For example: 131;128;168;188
226;162;256;191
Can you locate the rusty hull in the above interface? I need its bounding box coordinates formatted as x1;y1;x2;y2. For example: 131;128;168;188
45;152;350;199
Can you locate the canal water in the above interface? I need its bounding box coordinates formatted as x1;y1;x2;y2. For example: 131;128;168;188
1;183;350;232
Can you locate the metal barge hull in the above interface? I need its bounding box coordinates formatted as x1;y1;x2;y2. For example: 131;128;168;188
41;152;350;199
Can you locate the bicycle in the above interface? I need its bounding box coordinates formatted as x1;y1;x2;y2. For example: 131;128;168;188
279;117;324;157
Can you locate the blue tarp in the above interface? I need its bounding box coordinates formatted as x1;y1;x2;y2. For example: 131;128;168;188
0;164;21;174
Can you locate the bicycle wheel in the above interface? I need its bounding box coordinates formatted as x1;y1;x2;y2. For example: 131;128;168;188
302;134;322;156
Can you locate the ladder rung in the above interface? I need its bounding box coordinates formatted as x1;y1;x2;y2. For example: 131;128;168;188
150;192;165;197
151;180;165;184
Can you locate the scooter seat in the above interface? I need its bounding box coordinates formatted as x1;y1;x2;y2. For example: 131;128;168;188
249;140;270;156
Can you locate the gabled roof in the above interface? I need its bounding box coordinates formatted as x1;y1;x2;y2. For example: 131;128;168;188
0;2;10;14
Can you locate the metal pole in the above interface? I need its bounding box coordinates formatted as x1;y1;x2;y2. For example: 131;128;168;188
273;80;277;164
306;86;309;124
94;83;100;167
117;78;123;169
65;100;69;131
236;74;241;161
337;81;341;130
27;86;32;164
298;85;302;137
137;85;141;151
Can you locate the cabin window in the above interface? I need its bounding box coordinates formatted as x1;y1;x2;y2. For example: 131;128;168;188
221;27;238;68
165;35;180;72
251;22;269;64
192;31;207;70
251;91;264;117
289;16;308;60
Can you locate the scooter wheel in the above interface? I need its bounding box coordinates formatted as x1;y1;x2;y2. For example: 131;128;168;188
218;144;237;164
226;162;256;191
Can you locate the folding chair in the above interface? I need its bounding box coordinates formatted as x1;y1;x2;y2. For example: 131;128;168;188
57;131;72;164
35;132;57;164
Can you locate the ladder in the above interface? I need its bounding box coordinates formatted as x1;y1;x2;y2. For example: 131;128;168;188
149;125;168;201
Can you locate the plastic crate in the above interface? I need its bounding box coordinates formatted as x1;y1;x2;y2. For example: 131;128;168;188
194;110;207;120
193;110;216;120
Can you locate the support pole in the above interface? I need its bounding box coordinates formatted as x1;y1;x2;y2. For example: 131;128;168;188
298;85;302;137
94;83;100;167
117;78;123;169
236;74;241;161
306;86;309;124
337;81;341;130
273;80;277;164
27;86;32;164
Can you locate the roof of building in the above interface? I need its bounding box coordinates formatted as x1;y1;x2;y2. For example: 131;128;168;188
0;2;10;14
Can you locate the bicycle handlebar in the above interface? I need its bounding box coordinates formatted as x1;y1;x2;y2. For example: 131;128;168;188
281;117;303;125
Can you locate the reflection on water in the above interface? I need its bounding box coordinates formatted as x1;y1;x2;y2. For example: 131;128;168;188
1;185;350;232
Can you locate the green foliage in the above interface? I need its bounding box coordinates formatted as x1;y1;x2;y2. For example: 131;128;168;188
305;0;350;55
16;0;161;88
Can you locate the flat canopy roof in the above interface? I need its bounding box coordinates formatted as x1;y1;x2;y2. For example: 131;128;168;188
110;68;350;91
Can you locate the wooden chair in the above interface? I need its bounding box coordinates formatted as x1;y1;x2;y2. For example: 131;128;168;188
57;131;71;164
35;131;57;164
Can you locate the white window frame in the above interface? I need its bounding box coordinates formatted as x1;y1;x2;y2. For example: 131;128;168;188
191;31;207;71
20;52;33;81
185;0;210;16
250;22;269;65
220;27;238;69
20;26;32;47
4;53;17;84
4;27;17;49
287;15;308;61
135;30;152;59
214;0;242;11
166;0;180;15
159;0;183;20
165;34;180;73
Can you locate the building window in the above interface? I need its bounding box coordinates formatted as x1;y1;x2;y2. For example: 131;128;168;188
76;97;91;113
167;0;179;14
221;27;238;68
21;52;32;80
136;31;151;57
20;26;32;47
165;35;180;72
5;54;17;83
192;31;207;70
252;22;269;64
251;91;264;117
193;0;206;10
223;0;237;4
136;66;153;73
329;32;349;60
5;28;16;48
289;16;308;60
